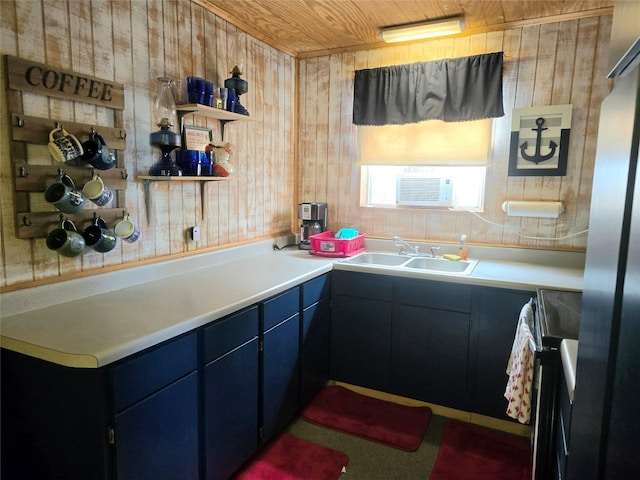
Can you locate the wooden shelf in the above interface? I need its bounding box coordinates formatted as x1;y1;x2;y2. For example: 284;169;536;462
139;175;233;223
141;105;249;222
177;103;253;141
138;175;231;181
176;104;253;122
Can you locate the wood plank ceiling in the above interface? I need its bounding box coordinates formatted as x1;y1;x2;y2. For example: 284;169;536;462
198;0;613;58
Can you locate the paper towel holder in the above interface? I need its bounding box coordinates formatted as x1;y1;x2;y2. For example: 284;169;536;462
501;201;564;218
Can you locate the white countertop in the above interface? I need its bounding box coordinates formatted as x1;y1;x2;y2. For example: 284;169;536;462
0;240;333;368
333;239;584;292
0;238;584;368
561;339;579;401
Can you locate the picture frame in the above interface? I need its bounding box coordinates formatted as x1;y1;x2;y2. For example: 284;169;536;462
508;104;572;176
183;125;211;151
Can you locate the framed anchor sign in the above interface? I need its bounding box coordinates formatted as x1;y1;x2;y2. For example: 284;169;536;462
508;104;572;176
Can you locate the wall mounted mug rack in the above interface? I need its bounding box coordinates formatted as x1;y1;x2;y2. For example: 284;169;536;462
6;54;128;242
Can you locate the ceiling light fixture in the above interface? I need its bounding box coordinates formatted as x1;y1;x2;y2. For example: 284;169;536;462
380;17;466;43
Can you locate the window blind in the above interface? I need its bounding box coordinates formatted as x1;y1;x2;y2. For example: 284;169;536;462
358;118;492;166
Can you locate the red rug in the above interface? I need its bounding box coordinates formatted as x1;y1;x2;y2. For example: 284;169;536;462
234;433;348;480
301;385;432;451
430;420;531;480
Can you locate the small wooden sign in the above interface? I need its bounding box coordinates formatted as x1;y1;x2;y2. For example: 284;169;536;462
183;126;211;150
6;55;125;110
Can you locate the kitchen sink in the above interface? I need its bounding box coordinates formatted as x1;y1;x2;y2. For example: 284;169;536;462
404;257;478;274
341;252;478;275
343;252;410;266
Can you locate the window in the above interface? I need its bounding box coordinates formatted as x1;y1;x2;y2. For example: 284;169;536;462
358;119;491;210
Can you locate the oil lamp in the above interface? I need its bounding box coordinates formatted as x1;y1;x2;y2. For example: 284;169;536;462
224;66;249;116
149;77;182;176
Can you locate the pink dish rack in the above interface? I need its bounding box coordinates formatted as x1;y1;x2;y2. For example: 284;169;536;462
309;231;366;257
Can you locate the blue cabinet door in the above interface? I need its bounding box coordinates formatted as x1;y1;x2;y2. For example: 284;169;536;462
391;303;470;410
204;337;259;480
330;294;392;392
114;371;199;480
469;287;534;419
301;296;331;405
262;313;300;442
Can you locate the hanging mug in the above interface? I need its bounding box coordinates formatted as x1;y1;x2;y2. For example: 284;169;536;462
44;172;86;214
46;218;86;257
48;126;84;163
114;213;141;243
82;130;116;170
83;216;117;253
83;173;113;207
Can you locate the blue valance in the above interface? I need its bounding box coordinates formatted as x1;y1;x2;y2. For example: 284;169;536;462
353;52;504;125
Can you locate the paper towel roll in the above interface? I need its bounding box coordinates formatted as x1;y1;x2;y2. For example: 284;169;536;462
501;201;564;218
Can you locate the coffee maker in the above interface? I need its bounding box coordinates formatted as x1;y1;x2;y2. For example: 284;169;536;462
298;202;328;250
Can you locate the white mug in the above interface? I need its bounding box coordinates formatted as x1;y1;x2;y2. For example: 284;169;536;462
48;126;84;163
83;174;113;207
114;214;141;243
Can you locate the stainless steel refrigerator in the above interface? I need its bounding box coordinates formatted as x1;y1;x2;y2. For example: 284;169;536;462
568;2;640;478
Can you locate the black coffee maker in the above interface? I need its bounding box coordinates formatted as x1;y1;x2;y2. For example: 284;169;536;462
298;202;328;250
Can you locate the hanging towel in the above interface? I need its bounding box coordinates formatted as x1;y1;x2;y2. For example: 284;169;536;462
504;303;535;424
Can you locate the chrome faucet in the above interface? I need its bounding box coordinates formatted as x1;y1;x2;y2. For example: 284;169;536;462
393;236;418;255
393;236;440;257
393;236;420;255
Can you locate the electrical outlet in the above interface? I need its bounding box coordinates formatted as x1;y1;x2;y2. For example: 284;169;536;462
191;226;200;242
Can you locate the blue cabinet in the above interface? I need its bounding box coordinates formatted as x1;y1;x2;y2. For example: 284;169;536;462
114;372;199;480
1;349;111;480
112;332;199;480
0;332;200;480
391;277;472;410
331;271;393;392
469;287;534;419
301;274;331;405
1;274;332;480
261;288;300;443
331;271;532;420
203;307;259;480
300;274;331;406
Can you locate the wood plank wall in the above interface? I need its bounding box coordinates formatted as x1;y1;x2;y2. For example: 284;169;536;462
0;0;295;289
298;15;612;251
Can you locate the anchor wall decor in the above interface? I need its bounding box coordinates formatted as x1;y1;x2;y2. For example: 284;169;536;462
508;104;572;176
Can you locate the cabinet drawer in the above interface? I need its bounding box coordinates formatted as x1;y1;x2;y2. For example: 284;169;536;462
394;277;472;312
263;287;300;331
302;273;331;308
112;332;198;412
204;306;259;363
332;271;393;301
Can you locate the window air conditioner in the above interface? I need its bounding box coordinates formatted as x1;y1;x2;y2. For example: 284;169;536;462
396;177;453;206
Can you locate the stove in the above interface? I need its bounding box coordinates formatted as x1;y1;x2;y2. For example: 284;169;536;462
529;289;582;480
537;289;582;347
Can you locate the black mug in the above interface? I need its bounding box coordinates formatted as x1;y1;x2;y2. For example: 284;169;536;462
83;216;117;253
82;131;116;170
46;218;86;257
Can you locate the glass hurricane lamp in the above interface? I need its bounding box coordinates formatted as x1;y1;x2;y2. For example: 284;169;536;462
149;77;182;176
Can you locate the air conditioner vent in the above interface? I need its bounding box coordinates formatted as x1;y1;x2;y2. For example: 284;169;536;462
396;177;453;206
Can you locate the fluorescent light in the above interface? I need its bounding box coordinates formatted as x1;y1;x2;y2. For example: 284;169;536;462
380;17;466;43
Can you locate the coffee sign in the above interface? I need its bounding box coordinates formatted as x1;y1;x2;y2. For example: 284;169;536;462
6;55;124;110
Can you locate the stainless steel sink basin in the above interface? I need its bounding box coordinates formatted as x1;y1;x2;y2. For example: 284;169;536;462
342;252;478;275
343;252;410;266
403;257;478;275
